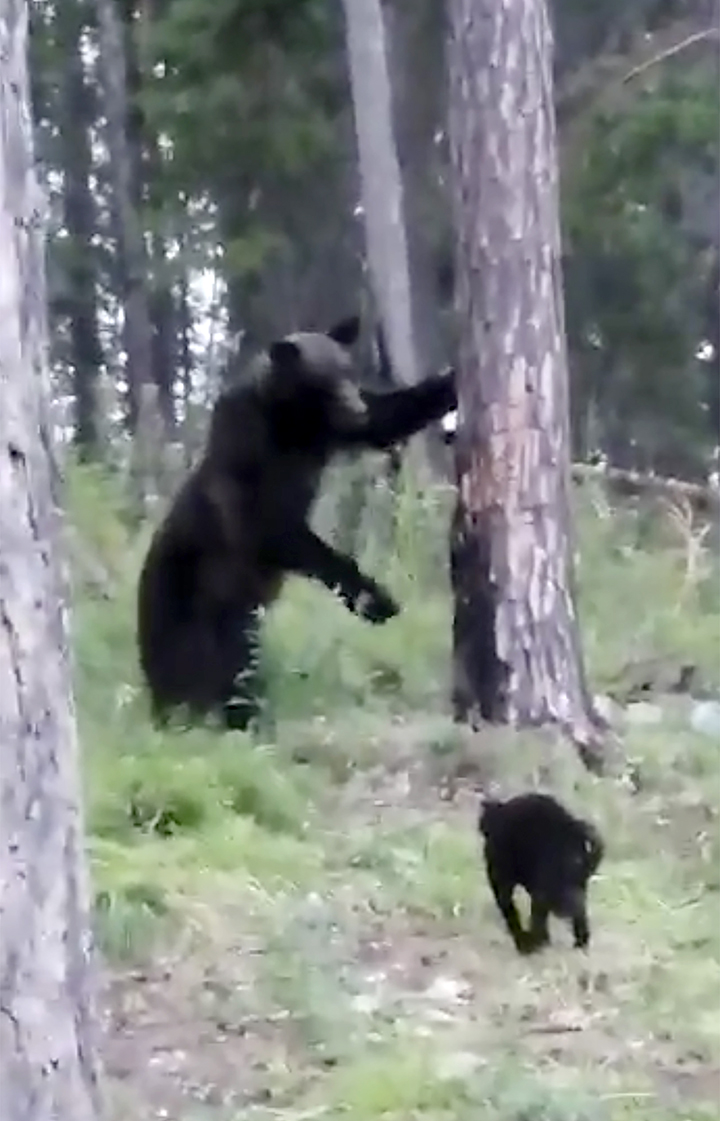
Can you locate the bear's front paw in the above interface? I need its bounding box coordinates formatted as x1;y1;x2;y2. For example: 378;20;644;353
355;585;400;625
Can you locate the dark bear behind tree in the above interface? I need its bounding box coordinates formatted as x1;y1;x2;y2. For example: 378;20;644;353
137;315;457;730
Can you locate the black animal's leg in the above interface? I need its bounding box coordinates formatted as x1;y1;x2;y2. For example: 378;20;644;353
223;683;260;731
149;694;171;730
528;897;551;951
218;609;265;731
486;867;533;954
265;528;399;624
343;372;457;450
571;908;591;949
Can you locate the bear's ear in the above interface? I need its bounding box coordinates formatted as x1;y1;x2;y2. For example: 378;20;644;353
269;339;303;374
327;315;360;349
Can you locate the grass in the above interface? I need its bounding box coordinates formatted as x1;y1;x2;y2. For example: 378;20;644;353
64;461;720;1120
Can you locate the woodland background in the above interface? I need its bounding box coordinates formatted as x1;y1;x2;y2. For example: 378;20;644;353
18;1;720;1118
34;0;719;487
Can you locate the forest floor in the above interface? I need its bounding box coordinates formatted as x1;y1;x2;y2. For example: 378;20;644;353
94;706;720;1121
69;465;720;1120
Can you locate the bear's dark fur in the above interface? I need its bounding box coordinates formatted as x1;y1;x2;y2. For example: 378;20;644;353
136;315;456;730
479;792;604;954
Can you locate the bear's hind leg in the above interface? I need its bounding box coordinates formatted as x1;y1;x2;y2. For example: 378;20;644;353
218;607;266;731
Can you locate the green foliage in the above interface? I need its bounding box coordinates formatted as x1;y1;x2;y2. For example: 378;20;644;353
137;0;345;290
94;876;171;962
563;63;719;473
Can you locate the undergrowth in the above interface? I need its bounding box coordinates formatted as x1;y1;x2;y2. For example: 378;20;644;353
66;460;720;1120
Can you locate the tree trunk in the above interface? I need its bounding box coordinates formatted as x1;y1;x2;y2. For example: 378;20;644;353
384;0;448;383
446;0;606;771
57;0;104;459
130;0;177;434
341;0;418;389
0;2;103;1117
149;248;177;434
95;0;153;436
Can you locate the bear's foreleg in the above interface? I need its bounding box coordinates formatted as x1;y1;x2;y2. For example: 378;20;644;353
264;527;399;624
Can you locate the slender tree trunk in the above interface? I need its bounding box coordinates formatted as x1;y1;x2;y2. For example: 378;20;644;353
95;0;153;436
341;0;418;388
0;2;103;1116
177;262;196;462
384;0;447;382
150;248;177;433
57;0;104;459
446;0;606;771
129;0;177;434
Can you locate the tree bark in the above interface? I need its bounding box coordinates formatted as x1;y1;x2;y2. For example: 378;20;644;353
0;2;103;1117
446;0;606;771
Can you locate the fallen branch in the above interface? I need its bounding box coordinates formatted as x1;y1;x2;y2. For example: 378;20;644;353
571;462;720;516
556;16;714;125
623;27;720;84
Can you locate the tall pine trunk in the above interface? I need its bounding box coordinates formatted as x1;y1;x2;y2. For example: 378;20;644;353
57;0;104;459
446;0;605;771
341;0;418;389
0;1;103;1115
95;0;153;436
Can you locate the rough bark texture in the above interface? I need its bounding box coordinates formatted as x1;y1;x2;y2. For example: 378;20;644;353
446;0;605;769
0;3;103;1117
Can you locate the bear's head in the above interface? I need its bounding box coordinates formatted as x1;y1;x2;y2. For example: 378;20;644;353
260;316;371;452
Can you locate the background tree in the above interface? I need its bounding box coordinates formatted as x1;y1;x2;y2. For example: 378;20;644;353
342;0;418;388
446;0;605;769
95;0;154;436
8;0;718;1112
0;0;102;1116
55;0;104;459
24;0;716;495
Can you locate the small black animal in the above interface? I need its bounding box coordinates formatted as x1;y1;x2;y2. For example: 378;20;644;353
479;792;604;954
137;314;456;731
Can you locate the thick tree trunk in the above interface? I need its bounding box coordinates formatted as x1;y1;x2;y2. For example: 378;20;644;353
57;0;104;459
0;2;103;1117
446;0;605;770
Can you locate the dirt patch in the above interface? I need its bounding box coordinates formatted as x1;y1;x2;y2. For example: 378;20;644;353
101;951;314;1119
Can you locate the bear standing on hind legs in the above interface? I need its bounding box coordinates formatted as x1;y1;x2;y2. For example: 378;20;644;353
136;315;456;731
